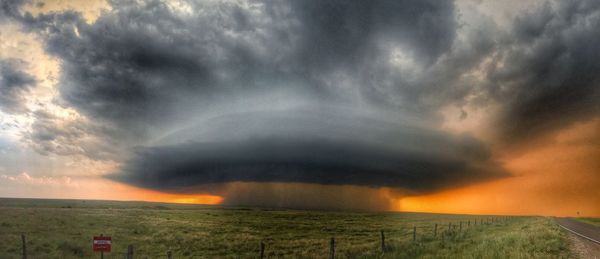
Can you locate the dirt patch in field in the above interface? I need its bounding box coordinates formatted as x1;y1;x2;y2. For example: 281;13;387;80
567;232;600;259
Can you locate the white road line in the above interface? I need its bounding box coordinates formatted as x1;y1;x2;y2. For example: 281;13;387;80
557;223;600;245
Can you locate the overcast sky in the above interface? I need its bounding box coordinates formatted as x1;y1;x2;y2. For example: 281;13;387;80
0;0;598;215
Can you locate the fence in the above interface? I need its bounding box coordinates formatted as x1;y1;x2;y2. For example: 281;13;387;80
16;217;513;258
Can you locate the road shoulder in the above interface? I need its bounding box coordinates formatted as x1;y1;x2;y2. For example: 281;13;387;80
567;231;600;259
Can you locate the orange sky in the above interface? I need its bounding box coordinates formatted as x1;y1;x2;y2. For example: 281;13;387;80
397;117;600;217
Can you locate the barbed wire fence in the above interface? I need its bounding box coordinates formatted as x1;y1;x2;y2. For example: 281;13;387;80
16;217;513;259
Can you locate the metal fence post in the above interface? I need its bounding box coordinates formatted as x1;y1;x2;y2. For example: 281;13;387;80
380;230;385;252
127;244;134;259
21;233;27;259
330;237;335;259
260;242;265;259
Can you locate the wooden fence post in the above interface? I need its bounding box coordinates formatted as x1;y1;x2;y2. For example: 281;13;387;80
127;244;134;259
459;221;462;231
380;230;385;252
413;226;416;241
330;237;335;259
434;224;438;237
448;222;451;231
167;250;172;259
260;242;265;259
21;233;27;259
468;220;470;227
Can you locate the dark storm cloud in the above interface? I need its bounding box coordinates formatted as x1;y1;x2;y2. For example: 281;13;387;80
284;0;458;113
0;59;36;114
109;109;505;193
9;0;457;129
5;0;599;196
287;0;456;68
0;0;27;22
1;0;501;194
484;0;600;142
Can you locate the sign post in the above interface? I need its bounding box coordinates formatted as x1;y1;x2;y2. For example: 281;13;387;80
93;234;111;259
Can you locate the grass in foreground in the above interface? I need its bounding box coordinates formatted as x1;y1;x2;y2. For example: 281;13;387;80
0;198;571;258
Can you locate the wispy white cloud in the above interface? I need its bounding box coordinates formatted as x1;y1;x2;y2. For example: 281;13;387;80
0;172;79;188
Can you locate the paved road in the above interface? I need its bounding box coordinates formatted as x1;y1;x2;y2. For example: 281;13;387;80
555;217;600;244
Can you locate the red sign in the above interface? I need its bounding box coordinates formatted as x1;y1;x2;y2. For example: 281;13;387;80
93;236;112;252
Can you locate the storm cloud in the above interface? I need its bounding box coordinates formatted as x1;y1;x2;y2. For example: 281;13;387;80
109;108;504;193
3;0;600;206
0;59;36;114
16;0;457;130
486;0;600;142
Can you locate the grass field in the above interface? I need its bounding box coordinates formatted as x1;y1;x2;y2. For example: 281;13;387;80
0;198;571;258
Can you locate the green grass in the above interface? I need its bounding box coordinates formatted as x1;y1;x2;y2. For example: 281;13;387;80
0;198;571;258
575;217;600;227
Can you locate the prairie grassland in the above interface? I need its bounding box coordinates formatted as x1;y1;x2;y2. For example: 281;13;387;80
0;198;571;258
